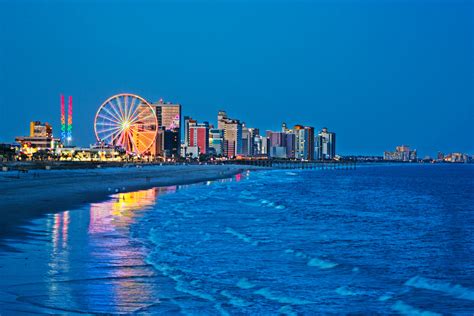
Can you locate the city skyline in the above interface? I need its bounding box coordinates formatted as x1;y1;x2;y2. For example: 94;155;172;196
0;0;472;157
5;92;471;159
0;2;473;314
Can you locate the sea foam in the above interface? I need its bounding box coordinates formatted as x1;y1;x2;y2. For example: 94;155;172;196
391;300;441;316
405;276;474;301
253;288;314;305
278;305;297;316
237;278;256;289
335;286;356;296
220;290;251;307
225;227;259;246
307;258;338;269
283;248;338;269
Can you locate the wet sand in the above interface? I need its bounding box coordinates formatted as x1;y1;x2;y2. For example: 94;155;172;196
0;164;260;250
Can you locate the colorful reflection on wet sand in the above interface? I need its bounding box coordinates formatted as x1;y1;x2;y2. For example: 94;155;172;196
89;186;176;234
0;186;178;314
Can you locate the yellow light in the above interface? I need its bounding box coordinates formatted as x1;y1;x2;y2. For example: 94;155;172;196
122;121;130;130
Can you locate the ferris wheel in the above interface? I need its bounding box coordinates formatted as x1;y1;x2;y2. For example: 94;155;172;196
94;93;158;155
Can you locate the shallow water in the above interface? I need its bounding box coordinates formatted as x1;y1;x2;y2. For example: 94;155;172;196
1;164;473;314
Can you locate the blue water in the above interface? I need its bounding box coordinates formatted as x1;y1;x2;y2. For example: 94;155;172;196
1;164;473;314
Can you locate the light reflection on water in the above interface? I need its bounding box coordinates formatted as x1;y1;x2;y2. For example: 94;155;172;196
88;186;176;234
2;185;182;314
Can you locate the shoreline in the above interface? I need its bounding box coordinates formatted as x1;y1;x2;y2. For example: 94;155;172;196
0;164;266;251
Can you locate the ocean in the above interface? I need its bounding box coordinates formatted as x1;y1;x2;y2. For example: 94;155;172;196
1;164;473;314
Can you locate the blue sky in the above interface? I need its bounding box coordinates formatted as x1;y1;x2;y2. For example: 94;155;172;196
0;0;472;156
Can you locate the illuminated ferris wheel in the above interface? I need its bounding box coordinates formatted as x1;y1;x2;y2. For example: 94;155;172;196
94;93;158;155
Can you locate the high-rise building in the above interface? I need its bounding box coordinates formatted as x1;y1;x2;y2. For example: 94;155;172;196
152;99;181;158
184;117;210;157
30;121;52;138
317;127;336;160
163;129;180;158
265;123;315;160
189;121;210;155
241;125;250;156
183;117;199;156
225;121;242;157
183;116;194;148
443;153;470;163
260;135;269;156
304;126;315;160
252;134;267;157
383;145;417;162
217;110;227;130
155;101;181;130
248;128;259;156
285;132;296;158
294;125;305;159
217;111;242;158
152;128;165;157
293;125;315;160
16;121;58;149
241;126;260;157
267;131;289;158
209;128;224;156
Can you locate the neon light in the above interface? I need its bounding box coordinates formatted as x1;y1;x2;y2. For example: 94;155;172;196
60;95;66;143
62;211;69;248
67;96;73;144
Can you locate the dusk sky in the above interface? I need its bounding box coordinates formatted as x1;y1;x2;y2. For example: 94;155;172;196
0;0;472;156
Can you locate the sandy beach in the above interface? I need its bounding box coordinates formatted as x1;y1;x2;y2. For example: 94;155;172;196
0;165;473;314
0;164;259;250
